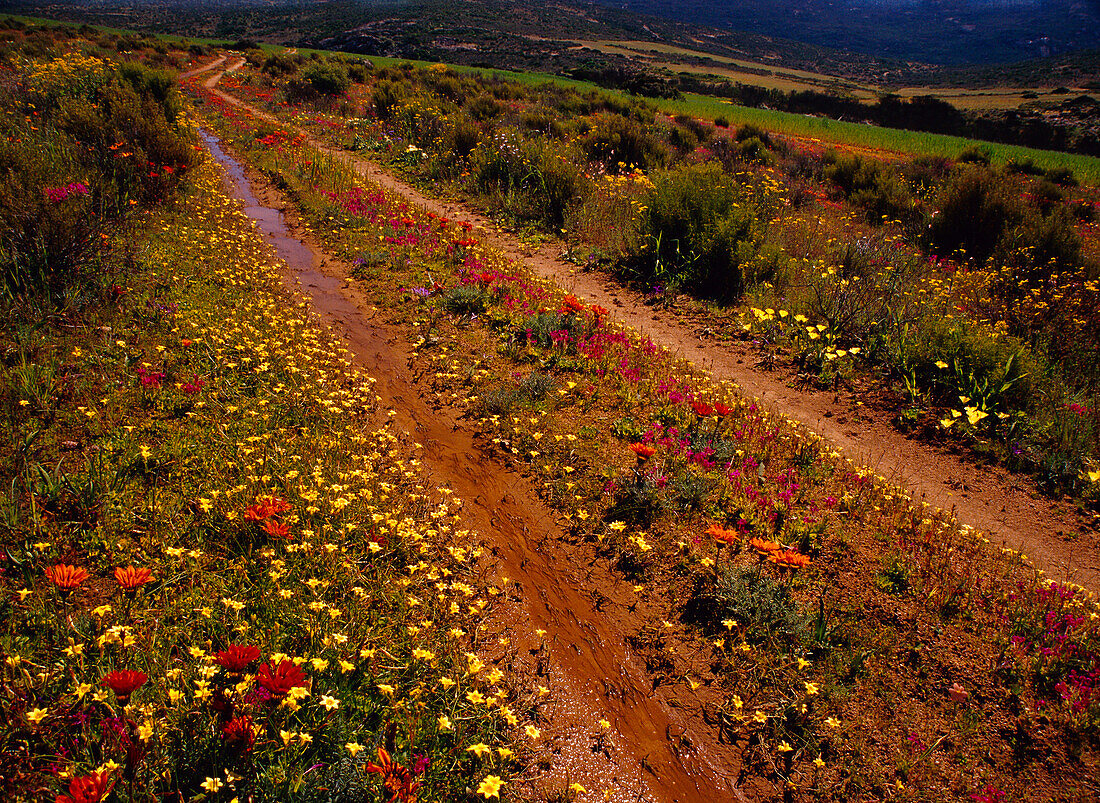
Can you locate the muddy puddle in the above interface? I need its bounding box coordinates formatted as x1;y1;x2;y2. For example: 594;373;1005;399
200;129;747;802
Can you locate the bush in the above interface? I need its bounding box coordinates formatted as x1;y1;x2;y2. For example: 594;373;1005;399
1;58;195;299
824;152;915;226
301;61;349;96
583;113;669;174
371;79;405;120
928;165;1080;272
470;132;589;228
632;163;767;298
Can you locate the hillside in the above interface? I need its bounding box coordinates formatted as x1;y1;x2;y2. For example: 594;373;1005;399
592;0;1100;65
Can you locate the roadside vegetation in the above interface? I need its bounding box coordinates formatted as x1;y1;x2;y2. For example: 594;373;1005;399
194;64;1100;801
1;29;527;803
213;52;1100;506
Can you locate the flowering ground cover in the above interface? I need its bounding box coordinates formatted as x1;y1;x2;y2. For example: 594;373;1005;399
1;44;542;798
190;69;1100;800
206;53;1100;509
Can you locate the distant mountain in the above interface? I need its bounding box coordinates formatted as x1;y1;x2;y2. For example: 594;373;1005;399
589;0;1100;64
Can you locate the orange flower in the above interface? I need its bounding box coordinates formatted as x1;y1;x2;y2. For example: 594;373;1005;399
628;442;656;461
561;294;585;313
262;519;291;539
366;746;421;803
768;549;811;569
749;537;781;556
45;564;89;590
714;401;734;418
706;524;739;546
113;566;153;591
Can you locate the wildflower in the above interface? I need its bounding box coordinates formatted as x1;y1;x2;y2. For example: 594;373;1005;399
707;523;739;547
26;707;48;724
768;549;811;570
46;564;89;591
201;777;222;793
113;566;153;591
263;518;292;539
570;782;587;794
319;694;340;711
101;669;147;703
478;775;504;799
948;682;969;704
525;725;540;739
777;741;793;753
628;442;656;461
366;747;420;803
467;742;491;758
749;537;781;556
222;715;255;751
346;741;364;757
256;660;307;698
55;771;114;803
438;715;453;731
214;644;261;674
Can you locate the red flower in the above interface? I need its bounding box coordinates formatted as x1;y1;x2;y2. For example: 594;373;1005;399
214;644;261;673
366;746;421;803
102;669;147;702
692;399;714;418
628;442;656;461
113;566;153;591
561;294;585;313
56;771;114;803
714;401;734;418
45;564;89;591
256;660;307;697
262;518;291;539
222;715;255;751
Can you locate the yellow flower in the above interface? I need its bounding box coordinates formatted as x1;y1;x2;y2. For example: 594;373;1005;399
777;741;793;753
525;725;540;740
26;708;48;724
467;742;491;758
438;715;453;731
570;782;587;793
804;682;819;696
824;716;840;728
477;775;504;799
319;694;340;711
201;777;222;793
346;741;364;757
753;710;767;724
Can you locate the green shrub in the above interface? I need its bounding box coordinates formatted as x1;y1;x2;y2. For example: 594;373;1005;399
824;152;915;226
470;132;589;228
301;61;349;96
632;163;767;298
582;113;669;174
371;79;406;120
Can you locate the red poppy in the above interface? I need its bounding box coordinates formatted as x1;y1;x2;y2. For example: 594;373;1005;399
55;771;114;803
256;660;307;697
102;669;147;702
714;401;734;418
214;644;261;673
45;564;89;591
591;305;608;319
113;566;153;591
628;442;656;461
222;715;255;750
